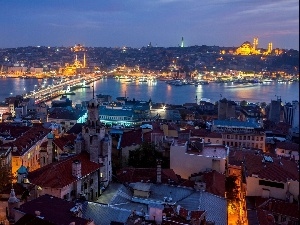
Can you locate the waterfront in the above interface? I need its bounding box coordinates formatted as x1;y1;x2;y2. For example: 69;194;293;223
0;77;298;105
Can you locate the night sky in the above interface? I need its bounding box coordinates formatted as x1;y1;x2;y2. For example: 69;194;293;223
0;0;298;49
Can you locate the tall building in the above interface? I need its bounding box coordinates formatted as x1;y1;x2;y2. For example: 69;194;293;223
75;95;112;188
181;37;184;48
218;98;237;120
284;101;299;128
268;97;281;123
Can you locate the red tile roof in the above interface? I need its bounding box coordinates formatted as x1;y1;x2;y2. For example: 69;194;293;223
276;142;299;152
28;152;100;188
53;134;76;151
6;124;50;156
256;208;275;225
120;129;143;148
228;150;299;182
203;170;226;197
258;198;299;220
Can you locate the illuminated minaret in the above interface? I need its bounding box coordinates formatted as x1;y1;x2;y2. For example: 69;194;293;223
181;37;184;48
268;42;273;53
253;37;258;51
83;52;86;68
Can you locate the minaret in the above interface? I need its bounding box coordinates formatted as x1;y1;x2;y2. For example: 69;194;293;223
268;42;273;54
83;53;86;68
253;37;258;51
181;37;184;48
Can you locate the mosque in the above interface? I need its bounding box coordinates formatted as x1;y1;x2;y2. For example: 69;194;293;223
235;37;273;55
59;44;92;76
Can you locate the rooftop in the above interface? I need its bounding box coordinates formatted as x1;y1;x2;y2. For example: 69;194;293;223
28;151;101;188
16;194;91;225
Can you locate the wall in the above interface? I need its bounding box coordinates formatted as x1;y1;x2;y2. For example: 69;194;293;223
246;176;290;200
170;144;226;179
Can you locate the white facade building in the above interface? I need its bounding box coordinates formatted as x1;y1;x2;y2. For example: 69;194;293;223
170;139;229;179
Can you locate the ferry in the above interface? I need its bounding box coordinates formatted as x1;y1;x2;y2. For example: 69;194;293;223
226;83;260;88
262;79;273;83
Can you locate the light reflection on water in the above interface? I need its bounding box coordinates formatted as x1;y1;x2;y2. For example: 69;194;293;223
0;78;298;104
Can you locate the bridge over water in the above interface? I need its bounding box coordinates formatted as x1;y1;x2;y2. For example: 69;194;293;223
23;74;103;104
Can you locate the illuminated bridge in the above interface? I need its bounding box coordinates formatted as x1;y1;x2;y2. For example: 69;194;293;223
23;74;103;104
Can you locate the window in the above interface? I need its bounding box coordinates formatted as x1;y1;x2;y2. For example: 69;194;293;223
259;180;284;189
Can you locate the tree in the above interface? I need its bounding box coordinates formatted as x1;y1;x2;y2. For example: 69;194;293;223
240;100;248;106
128;142;164;168
260;102;267;108
225;175;239;201
0;166;13;192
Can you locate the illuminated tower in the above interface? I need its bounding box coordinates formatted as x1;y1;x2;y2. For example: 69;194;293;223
181;37;184;48
253;37;258;51
83;53;86;68
268;42;273;53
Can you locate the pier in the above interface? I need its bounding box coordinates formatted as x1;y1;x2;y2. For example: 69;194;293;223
23;74;103;104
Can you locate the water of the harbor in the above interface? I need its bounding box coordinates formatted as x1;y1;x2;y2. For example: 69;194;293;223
0;77;299;105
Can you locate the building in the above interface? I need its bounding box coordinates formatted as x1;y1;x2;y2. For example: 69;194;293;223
75;96;112;188
83;182;227;225
48;106;86;131
228;149;299;202
12;194;95;225
99;98;152;127
284;100;299;129
275;142;299;162
268;97;281;123
211;119;266;150
170;139;229;179
0;123;50;177
218;98;237;120
27;152;101;201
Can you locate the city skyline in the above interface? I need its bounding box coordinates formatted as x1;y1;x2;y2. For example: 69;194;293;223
0;0;299;50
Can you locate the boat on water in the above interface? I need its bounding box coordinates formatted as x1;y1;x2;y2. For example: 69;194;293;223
166;79;183;86
226;83;260;88
262;79;273;83
139;77;148;83
64;91;76;95
64;85;76;95
81;80;90;88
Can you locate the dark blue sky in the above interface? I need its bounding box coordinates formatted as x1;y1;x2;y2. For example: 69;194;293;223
0;0;298;49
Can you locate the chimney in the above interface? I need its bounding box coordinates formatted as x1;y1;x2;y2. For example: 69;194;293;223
199;138;204;152
72;160;81;178
156;159;162;183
